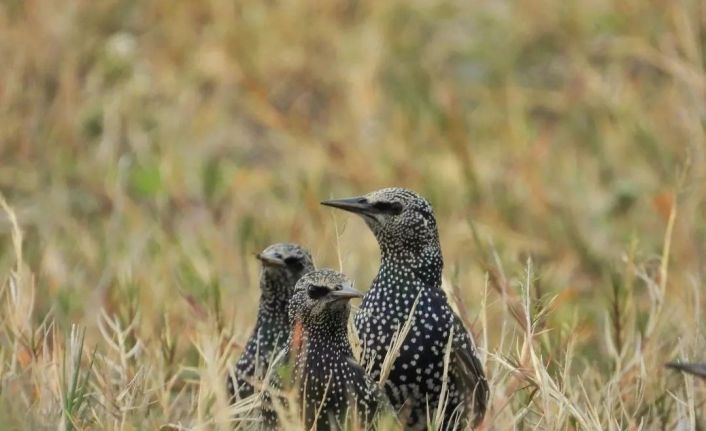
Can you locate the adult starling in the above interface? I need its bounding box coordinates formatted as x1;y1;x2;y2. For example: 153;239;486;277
322;187;489;429
264;269;390;430
228;243;315;402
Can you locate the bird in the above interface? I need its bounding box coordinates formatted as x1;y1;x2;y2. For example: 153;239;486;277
227;243;315;402
263;268;391;430
321;187;489;429
666;362;706;380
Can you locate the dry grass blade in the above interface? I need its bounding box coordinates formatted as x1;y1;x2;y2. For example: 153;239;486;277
0;193;23;269
311;373;334;429
432;324;454;429
377;290;422;386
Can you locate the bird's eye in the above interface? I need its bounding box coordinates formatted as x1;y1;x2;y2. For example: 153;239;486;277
307;284;329;299
372;201;403;215
283;256;302;268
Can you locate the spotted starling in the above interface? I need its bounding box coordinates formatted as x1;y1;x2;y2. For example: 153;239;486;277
264;269;390;430
322;187;489;429
228;243;315;402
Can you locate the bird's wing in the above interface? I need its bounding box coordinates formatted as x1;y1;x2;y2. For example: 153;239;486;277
451;314;489;426
346;357;395;410
427;287;489;425
346;357;385;396
264;346;291;390
260;347;291;426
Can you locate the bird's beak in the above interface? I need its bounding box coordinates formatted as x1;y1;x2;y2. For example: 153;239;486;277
320;196;373;215
256;251;286;267
666;362;706;379
329;283;364;301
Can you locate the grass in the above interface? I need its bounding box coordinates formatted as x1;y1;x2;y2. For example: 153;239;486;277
1;0;705;429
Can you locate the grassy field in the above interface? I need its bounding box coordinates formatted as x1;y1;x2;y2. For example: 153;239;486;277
1;0;705;429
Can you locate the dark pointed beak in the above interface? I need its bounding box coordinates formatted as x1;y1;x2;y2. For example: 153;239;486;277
256;251;285;267
666;362;706;379
320;196;373;215
329;283;364;301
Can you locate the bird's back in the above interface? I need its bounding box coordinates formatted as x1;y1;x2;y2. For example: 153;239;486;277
229;315;289;401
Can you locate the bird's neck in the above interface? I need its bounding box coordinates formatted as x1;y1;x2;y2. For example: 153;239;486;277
256;277;291;329
295;322;353;359
379;242;443;290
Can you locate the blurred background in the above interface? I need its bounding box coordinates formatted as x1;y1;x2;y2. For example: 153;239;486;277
1;0;705;429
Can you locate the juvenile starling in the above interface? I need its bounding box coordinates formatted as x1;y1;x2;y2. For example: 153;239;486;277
228;243;315;402
264;269;390;430
322;187;489;429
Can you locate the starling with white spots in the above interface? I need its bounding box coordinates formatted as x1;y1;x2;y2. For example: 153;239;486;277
264;269;390;430
228;243;314;402
322;187;489;429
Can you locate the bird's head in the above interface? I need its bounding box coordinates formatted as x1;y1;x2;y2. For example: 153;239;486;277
321;187;439;252
288;269;362;329
257;243;314;296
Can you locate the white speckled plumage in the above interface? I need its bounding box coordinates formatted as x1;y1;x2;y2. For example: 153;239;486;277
227;243;314;402
263;269;390;430
323;187;489;430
